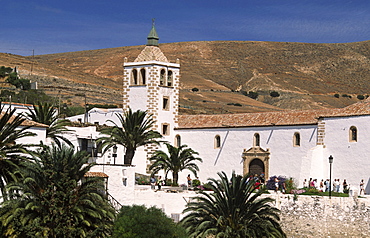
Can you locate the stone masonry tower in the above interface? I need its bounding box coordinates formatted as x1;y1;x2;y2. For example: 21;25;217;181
122;23;180;162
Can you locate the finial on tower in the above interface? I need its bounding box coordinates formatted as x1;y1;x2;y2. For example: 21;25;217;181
147;19;159;47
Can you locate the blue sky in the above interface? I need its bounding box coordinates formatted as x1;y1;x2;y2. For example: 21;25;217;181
1;0;369;56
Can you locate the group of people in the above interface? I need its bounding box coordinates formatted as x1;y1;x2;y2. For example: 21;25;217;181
150;175;164;190
302;178;366;194
246;172;265;191
149;174;194;190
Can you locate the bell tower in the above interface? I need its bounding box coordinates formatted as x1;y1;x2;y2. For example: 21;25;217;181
122;22;180;146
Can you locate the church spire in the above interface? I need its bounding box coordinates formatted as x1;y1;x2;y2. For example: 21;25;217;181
147;19;159;46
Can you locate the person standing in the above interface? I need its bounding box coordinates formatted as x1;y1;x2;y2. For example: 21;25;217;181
260;171;265;184
360;179;365;195
150;175;156;190
343;179;348;192
303;179;308;188
320;179;324;192
334;179;340;192
187;174;192;187
324;179;330;192
157;176;163;190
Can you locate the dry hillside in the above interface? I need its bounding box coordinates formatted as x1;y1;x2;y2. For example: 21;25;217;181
1;40;369;114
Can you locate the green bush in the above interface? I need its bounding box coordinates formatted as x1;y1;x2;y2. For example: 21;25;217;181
334;93;340;98
357;95;365;100
342;94;349;98
247;91;258;99
0;66;30;90
241;91;259;99
227;102;242;107
270;91;280;97
112;205;187;238
0;66;12;77
0;89;56;105
192;179;200;187
88;103;118;109
191;88;199;92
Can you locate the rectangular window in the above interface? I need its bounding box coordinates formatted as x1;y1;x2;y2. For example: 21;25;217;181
162;124;169;136
163;97;169;110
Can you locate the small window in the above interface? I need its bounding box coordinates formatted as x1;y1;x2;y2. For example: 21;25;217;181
160;69;166;85
162;123;169;136
131;69;138;85
167;70;173;86
350;126;357;142
215;135;221;148
140;68;146;85
293;132;300;147
175;135;181;147
253;133;260;147
163;97;169;110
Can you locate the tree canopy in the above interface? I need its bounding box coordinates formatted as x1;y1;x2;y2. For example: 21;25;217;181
98;108;162;165
149;143;202;186
26;102;72;147
0;104;35;199
181;171;286;238
0;144;115;237
112;205;186;238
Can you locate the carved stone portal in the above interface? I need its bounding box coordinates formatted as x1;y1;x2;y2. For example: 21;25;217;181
242;146;270;179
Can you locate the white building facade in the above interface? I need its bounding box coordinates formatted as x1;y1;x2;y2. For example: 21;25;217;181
65;25;370;217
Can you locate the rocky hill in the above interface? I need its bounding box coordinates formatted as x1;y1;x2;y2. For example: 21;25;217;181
1;40;369;114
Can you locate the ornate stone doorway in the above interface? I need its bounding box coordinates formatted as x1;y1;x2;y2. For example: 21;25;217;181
242;147;270;179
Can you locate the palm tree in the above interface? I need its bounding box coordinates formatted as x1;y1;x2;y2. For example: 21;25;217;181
0;104;36;199
0;144;116;238
26;102;72;147
98;108;162;165
149;143;202;186
181;171;286;238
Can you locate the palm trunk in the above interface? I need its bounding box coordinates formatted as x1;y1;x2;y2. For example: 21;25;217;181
173;172;179;186
124;149;135;165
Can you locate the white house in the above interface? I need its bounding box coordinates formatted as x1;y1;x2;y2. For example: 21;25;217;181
67;107;123;126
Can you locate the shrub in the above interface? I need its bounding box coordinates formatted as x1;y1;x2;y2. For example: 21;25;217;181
247;91;258;99
357;95;365;100
342;94;349;97
202;182;214;191
334;93;340;98
270;91;280;97
192;179;200;187
191;87;199;92
112;205;187;238
227;102;242;107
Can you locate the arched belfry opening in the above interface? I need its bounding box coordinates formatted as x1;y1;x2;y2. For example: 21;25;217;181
242;147;270;179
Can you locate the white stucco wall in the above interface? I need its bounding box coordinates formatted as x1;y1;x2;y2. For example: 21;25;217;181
323;115;370;189
175;124;318;186
66;108;123;126
16;126;47;146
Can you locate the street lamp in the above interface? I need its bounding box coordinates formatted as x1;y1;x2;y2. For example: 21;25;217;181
329;155;334;199
112;146;118;164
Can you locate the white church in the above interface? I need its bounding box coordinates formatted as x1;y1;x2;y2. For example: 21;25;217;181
61;25;370;217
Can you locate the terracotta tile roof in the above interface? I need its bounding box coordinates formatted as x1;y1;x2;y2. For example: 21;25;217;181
178;100;370;129
85;172;109;178
0;112;49;128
